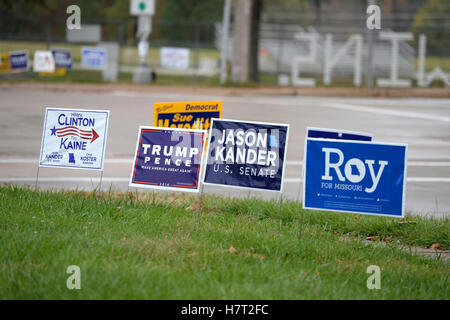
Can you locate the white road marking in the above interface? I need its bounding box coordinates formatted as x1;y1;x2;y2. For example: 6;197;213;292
1;177;450;183
322;102;450;123
1;159;450;167
284;177;450;183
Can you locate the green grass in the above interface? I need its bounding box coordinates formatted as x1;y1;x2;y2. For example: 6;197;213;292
0;185;448;299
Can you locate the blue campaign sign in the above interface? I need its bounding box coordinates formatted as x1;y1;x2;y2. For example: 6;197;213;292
81;47;106;70
203;119;290;192
307;127;372;141
129;127;206;193
9;50;28;72
52;49;72;69
303;138;407;217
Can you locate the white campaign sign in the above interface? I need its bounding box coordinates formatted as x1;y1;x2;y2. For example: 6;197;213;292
33;51;55;73
160;47;190;70
39;108;110;171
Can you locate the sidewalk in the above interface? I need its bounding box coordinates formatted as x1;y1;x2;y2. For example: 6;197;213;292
1;81;449;98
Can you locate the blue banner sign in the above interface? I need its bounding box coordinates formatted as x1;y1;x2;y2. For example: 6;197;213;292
81;47;106;70
52;49;72;69
303;138;407;217
129;127;206;192
9;50;28;72
203;119;290;192
307;127;373;141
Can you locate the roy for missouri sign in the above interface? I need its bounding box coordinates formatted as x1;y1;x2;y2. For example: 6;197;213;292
39;108;110;170
303;138;407;217
203;119;289;192
129;126;206;192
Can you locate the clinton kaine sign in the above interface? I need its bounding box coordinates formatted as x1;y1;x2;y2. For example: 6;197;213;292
39;108;109;170
129;127;206;192
203;119;289;192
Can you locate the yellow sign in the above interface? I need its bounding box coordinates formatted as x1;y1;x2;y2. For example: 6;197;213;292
0;53;10;74
39;67;67;77
153;101;222;131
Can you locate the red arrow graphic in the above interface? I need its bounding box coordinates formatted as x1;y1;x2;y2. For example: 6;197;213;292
91;128;99;143
56;126;100;144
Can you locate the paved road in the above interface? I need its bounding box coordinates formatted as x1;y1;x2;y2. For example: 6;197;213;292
0;86;449;217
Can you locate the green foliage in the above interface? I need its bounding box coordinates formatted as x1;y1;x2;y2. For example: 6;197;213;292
413;0;450;55
159;0;224;44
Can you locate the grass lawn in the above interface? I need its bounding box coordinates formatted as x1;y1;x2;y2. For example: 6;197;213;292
0;185;448;299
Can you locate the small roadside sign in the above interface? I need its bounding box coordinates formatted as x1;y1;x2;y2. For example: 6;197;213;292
81;47;106;70
130;0;155;15
33;51;55;73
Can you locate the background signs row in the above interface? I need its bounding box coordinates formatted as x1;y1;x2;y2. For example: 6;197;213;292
39;108;110;171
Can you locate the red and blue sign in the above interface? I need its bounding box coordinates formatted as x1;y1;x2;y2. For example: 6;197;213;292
129;126;206;192
203;119;290;192
303;138;407;217
39;108;110;171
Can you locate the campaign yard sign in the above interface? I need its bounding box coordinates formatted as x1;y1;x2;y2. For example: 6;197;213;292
52;49;72;69
9;50;28;72
81;47;106;70
33;51;55;73
153;101;222;131
203;119;290;192
160;47;190;70
0;53;10;74
39;108;110;171
307;127;373;141
303;138;407;218
129;127;206;192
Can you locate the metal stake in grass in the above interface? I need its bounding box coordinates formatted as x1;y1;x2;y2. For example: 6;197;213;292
197;182;205;227
98;170;104;192
298;208;304;238
34;165;40;191
278;193;283;230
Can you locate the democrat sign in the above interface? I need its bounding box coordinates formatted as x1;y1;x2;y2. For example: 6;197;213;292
203;119;290;192
129;126;206;192
303;138;407;217
81;47;106;70
153;101;222;131
39;108;110;170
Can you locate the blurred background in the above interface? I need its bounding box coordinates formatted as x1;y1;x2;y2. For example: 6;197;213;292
0;0;449;86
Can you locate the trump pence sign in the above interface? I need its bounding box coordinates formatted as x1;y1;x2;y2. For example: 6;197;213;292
129;127;206;192
39;108;110;170
303;138;407;217
203;119;289;192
